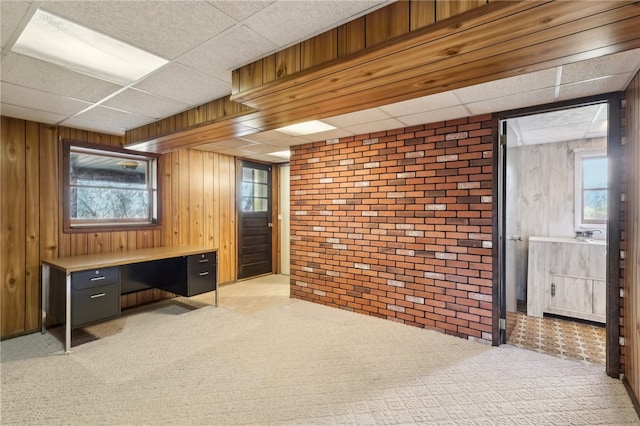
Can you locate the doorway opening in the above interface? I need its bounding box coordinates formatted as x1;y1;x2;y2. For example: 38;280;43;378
497;97;621;374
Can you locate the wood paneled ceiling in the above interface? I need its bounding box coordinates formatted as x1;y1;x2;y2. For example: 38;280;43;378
125;0;640;154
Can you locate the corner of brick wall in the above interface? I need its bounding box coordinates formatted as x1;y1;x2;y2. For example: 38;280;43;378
289;114;497;343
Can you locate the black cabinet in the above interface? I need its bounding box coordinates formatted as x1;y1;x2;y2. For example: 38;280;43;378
186;252;217;296
71;267;120;328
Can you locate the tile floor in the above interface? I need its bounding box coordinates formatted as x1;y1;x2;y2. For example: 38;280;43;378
506;310;606;365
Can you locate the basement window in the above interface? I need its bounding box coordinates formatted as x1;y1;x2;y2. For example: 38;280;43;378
63;140;159;232
574;149;607;231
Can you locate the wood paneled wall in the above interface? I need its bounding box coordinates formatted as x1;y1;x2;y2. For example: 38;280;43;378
232;0;487;94
1;116;237;339
624;71;640;401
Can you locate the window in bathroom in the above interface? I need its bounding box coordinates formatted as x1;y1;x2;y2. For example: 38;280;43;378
574;149;607;230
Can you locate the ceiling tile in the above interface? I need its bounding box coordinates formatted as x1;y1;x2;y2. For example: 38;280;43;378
1;1;31;49
134;63;230;106
40;1;237;59
244;1;388;47
1;103;67;125
1;82;92;118
65;105;156;135
102;88;190;120
343;118;405;136
177;25;277;81
244;153;290;164
453;68;558;104
515;105;600;131
466;88;556;115
379;91;462;117
323;107;392;128
209;1;274;21
1;53;123;102
561;49;640;85
396;105;469;127
557;74;632;101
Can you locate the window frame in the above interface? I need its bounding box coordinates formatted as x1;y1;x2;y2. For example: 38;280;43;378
62;140;161;233
573;148;607;233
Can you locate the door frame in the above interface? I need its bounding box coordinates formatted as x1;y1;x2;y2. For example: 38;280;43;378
493;93;623;378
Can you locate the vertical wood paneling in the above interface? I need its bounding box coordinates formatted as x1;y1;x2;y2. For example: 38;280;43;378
38;124;58;269
24;122;40;330
436;0;487;21
275;45;301;79
624;71;640;402
203;152;215;248
239;61;263;93
1;115;240;338
188;149;204;246
1;117;26;336
338;17;365;57
301;29;338;70
178;150;190;245
410;0;436;30
366;1;410;47
262;54;276;85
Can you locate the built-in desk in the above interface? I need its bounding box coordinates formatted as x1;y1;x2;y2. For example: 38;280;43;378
42;245;218;353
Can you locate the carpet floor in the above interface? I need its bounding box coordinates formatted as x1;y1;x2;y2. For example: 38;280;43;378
1;275;638;425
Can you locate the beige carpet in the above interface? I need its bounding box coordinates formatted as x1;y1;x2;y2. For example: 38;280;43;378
2;275;638;425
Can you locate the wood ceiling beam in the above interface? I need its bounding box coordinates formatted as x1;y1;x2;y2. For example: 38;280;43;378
125;1;640;153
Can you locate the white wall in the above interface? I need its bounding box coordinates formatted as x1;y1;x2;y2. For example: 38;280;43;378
507;137;606;301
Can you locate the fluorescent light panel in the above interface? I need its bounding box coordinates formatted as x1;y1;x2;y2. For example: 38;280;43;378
12;9;168;85
277;120;336;136
269;150;291;159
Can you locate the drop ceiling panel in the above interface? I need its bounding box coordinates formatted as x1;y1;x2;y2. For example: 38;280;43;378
177;25;277;82
379;91;462;117
68;105;156;135
0;53;124;103
1;82;92;117
210;1;274;21
557;74;632;101
560;49;640;85
396;105;469;127
1;103;67;125
453;68;558;104
40;1;237;60
343;118;405;135
0;1;31;49
466;88;556;115
134;63;230;105
243;1;388;47
102;88;189;120
322;107;392;128
515;105;600;131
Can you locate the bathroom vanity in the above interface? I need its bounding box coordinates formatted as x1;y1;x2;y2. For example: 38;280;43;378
527;236;606;323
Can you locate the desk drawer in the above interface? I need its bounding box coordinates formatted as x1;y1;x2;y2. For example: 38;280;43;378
187;252;216;296
72;267;119;290
72;282;120;328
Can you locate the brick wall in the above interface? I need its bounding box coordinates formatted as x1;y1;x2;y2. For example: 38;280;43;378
289;114;497;343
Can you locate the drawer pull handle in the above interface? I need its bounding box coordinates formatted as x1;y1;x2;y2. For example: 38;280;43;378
90;276;106;281
91;293;106;299
198;259;209;263
199;272;209;276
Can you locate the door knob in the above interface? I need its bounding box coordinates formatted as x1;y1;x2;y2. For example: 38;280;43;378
508;235;523;241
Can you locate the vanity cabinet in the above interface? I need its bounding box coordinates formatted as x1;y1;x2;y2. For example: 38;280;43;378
527;237;606;323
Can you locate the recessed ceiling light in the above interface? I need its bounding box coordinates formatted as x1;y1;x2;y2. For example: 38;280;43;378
12;9;168;85
277;120;336;136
